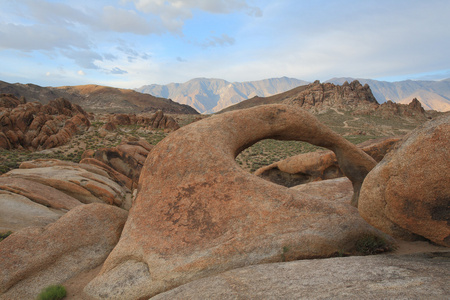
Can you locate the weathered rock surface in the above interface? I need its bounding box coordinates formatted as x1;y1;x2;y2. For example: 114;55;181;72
0;177;82;211
0;203;128;300
0;96;90;150
0;190;64;232
359;114;450;246
256;137;400;187
80;138;154;190
152;252;450;300
3;164;131;209
85;104;381;299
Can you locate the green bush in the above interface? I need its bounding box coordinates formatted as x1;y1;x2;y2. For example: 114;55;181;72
37;285;67;300
355;234;392;255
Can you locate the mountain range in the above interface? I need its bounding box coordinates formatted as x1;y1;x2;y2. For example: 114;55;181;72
136;77;450;113
136;77;309;113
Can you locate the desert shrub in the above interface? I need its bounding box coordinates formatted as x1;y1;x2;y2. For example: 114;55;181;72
37;284;67;300
0;231;12;242
355;234;393;255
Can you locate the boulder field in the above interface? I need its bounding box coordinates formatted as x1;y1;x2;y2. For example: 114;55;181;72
85;104;384;299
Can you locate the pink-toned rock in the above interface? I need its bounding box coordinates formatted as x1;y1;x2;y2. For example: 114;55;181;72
359;114;450;246
85;104;381;299
256;137;400;188
0;203;127;299
0;177;82;211
4;165;130;208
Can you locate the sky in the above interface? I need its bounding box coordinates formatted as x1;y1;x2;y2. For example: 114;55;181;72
1;0;450;89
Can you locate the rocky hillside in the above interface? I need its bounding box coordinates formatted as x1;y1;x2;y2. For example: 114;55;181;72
219;80;436;120
220;80;377;113
0;81;198;114
136;77;309;113
327;77;450;112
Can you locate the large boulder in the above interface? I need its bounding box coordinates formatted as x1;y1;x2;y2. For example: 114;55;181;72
85;104;381;299
359;114;450;247
152;252;450;299
0;203;128;300
255;137;400;187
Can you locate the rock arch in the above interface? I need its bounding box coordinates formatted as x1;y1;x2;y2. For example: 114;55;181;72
86;104;379;299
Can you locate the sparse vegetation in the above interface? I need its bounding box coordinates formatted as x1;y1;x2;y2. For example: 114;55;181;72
36;284;67;300
0;109;431;175
355;234;395;255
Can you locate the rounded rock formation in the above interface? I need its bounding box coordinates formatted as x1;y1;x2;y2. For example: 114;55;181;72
85;104;380;299
359;114;450;247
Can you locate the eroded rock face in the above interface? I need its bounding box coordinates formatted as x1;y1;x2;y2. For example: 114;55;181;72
85;104;380;299
0;203;128;300
0;96;90;150
359;114;450;247
80;138;154;190
256;137;400;188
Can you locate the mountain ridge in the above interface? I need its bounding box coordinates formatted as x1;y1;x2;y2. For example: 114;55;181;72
0;81;198;114
137;77;450;113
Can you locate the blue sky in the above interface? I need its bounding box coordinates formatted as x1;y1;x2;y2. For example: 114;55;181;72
1;0;450;88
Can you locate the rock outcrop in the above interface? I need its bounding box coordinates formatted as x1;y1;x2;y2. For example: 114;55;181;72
256;137;400;187
4;164;130;208
371;97;428;119
152;252;450;299
0;158;133;233
85;104;382;299
0;203;128;300
0;96;90;150
104;110;179;131
359;114;450;246
220;80;380;114
80;137;154;190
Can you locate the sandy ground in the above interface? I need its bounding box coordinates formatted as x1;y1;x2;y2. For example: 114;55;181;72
62;239;449;299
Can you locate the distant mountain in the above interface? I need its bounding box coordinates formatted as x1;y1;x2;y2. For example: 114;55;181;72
136;77;309;113
326;77;450;112
0;81;198;114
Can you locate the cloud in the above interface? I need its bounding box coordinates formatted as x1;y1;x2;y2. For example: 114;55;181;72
200;33;235;48
101;6;160;35
62;49;103;69
125;0;262;32
0;23;89;51
77;70;86;76
110;67;128;74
